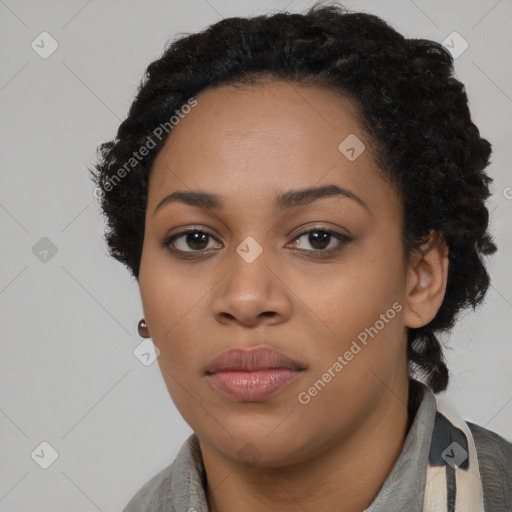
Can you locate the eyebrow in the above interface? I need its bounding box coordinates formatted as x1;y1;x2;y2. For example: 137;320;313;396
153;184;371;216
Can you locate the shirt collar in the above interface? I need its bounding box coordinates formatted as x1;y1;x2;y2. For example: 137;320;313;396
364;379;437;511
151;379;437;511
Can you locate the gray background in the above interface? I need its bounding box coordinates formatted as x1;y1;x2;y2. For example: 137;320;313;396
1;0;511;510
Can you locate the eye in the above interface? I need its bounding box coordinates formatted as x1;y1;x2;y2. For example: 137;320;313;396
288;227;351;254
164;229;221;253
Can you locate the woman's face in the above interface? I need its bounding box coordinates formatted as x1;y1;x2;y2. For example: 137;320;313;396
138;79;411;466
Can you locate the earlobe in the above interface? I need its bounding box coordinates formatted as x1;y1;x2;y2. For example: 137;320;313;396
403;231;449;329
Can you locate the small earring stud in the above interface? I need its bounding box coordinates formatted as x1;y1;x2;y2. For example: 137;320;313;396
138;318;150;338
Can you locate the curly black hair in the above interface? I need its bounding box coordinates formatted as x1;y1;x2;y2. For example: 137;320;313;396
90;1;497;393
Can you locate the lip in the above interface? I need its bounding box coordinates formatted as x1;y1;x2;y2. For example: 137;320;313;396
206;346;305;373
205;346;306;401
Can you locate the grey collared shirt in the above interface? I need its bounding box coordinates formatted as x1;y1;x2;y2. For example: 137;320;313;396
122;381;512;511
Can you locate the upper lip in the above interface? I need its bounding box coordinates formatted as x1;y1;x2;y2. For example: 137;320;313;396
205;346;306;374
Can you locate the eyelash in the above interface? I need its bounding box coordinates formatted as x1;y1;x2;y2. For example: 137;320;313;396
161;226;352;259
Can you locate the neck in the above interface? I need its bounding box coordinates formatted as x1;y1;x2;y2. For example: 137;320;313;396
202;378;418;512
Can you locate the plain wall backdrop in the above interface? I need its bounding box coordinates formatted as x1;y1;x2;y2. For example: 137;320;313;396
1;0;511;510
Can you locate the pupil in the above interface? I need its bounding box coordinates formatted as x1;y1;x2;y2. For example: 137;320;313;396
188;232;208;250
310;231;329;249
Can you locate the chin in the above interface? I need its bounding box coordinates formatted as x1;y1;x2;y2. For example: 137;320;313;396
203;421;315;467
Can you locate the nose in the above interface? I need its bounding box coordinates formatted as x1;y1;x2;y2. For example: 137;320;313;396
210;244;292;328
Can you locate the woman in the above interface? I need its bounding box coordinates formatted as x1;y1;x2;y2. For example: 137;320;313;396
91;3;512;511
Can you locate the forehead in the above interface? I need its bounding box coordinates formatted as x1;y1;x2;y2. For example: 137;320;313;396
155;79;364;153
147;79;392;215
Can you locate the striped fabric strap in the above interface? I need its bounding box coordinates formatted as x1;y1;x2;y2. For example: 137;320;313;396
423;397;485;512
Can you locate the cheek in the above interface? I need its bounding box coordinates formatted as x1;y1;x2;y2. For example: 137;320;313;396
300;243;406;375
139;252;195;365
140;241;198;333
303;253;404;338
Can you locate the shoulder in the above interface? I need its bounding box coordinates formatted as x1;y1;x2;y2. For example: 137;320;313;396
121;433;207;512
467;422;512;511
122;462;175;512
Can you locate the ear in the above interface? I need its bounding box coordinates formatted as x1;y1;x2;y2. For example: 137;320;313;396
403;231;449;328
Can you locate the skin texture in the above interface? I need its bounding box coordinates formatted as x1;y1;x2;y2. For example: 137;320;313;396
138;79;449;512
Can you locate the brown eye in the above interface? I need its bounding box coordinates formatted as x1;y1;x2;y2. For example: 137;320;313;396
307;231;330;250
290;228;351;253
164;230;220;252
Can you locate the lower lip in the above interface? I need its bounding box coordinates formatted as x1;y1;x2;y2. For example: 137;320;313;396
207;369;302;401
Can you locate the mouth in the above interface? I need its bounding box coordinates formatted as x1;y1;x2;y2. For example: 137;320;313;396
205;346;306;401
